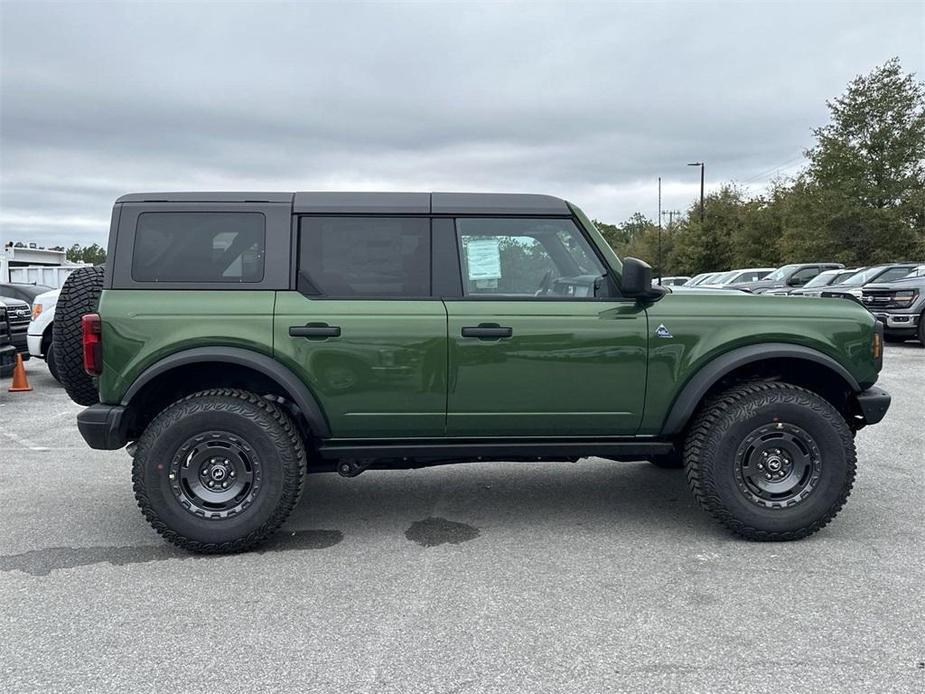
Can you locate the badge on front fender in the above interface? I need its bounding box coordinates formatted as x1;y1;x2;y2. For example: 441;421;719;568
656;324;673;338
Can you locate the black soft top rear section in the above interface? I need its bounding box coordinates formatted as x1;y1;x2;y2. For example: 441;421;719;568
115;192;571;216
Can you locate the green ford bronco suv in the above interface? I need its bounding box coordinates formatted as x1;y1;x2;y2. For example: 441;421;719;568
55;192;891;553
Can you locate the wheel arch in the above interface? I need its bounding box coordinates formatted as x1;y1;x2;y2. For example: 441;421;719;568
660;343;861;436
121;347;331;440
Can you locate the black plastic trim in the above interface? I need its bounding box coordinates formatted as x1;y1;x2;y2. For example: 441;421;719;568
317;438;673;461
661;343;862;436
77;403;130;450
855;386;891;425
120;347;331;437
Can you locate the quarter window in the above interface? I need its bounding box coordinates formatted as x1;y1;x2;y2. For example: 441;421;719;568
298;217;431;297
132;212;265;283
455;218;607;298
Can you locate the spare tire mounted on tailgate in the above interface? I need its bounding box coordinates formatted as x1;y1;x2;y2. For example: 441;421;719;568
53;265;104;406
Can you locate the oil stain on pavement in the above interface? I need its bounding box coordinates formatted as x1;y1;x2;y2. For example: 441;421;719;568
0;529;343;577
404;517;480;547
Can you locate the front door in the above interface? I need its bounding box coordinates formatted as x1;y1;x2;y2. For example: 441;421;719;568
274;216;446;438
444;217;648;436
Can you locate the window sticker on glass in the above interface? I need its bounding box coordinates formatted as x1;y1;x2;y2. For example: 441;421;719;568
465;238;502;281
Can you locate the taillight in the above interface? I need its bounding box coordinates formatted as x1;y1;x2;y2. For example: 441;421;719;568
82;313;103;375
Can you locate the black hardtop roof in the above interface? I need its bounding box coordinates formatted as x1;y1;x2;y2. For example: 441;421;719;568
115;192;571;215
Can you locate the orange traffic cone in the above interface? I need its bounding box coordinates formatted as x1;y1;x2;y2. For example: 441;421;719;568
8;354;32;392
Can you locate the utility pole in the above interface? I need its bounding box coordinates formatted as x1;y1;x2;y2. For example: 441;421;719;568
657;177;662;283
688;162;705;223
661;209;681;227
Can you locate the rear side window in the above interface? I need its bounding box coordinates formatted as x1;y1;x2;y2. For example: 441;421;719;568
298;217;430;297
132;212;265;283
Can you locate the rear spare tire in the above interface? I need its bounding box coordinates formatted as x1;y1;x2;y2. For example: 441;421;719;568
53;265;104;405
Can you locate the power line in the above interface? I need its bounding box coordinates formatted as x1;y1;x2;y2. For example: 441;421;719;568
739;153;806;185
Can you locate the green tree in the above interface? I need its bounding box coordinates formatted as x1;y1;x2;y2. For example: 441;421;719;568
796;57;925;262
669;185;743;274
66;243;107;265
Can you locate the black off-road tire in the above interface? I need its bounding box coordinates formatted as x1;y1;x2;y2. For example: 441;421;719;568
133;389;306;553
53;265;104;405
685;381;856;541
46;342;62;383
648;451;684;469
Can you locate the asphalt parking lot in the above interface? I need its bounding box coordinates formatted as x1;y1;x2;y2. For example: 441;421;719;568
1;345;923;694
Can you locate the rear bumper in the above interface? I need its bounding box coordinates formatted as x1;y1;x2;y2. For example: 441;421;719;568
855;386;891;426
77;404;130;450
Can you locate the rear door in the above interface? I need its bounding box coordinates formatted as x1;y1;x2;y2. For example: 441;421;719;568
274;216;447;438
441;216;648;436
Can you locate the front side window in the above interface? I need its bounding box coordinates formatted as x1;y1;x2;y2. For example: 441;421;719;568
132;212;265;283
455;218;607;298
299;217;430;297
788;266;820;286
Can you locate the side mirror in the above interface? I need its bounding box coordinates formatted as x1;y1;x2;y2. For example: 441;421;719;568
621;257;661;299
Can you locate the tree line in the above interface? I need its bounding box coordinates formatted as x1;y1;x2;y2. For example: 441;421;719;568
594;58;925;276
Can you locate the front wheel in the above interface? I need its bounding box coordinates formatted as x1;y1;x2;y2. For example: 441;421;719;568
133;389;306;553
684;382;856;541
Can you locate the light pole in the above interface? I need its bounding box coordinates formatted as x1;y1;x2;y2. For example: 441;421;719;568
688;162;704;223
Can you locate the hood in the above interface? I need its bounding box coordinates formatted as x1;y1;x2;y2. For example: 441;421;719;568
668;286;749;295
863;276;925;292
33;288;60;306
734;279;782;291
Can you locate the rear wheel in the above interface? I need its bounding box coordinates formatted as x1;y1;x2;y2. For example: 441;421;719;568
53;265;104;405
133;389;306;553
685;382;855;541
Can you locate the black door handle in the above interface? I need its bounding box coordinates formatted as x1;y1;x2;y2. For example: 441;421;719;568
289;323;341;339
461;324;513;340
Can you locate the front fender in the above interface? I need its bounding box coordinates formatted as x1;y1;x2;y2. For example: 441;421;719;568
657;343;860;436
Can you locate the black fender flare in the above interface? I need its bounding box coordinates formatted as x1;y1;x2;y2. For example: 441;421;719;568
660;343;860;436
120;346;331;438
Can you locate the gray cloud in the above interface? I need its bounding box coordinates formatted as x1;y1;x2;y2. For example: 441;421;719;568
1;0;923;248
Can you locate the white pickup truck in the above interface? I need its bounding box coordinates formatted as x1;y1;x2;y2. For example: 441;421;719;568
26;288;61;382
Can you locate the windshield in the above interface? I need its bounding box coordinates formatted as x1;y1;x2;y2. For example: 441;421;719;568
802;270;838;288
765;264;800;281
839;266;909;287
692;273;720;285
710;271;738;284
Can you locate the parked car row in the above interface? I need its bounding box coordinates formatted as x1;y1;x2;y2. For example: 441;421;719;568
673;262;925;344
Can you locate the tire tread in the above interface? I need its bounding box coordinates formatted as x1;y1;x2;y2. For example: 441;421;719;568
684;381;856;541
132;388;306;554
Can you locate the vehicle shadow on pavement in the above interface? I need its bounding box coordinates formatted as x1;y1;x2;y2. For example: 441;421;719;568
0;462;709;577
288;459;712;543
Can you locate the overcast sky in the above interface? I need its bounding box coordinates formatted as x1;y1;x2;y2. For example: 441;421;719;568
1;0;923;249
